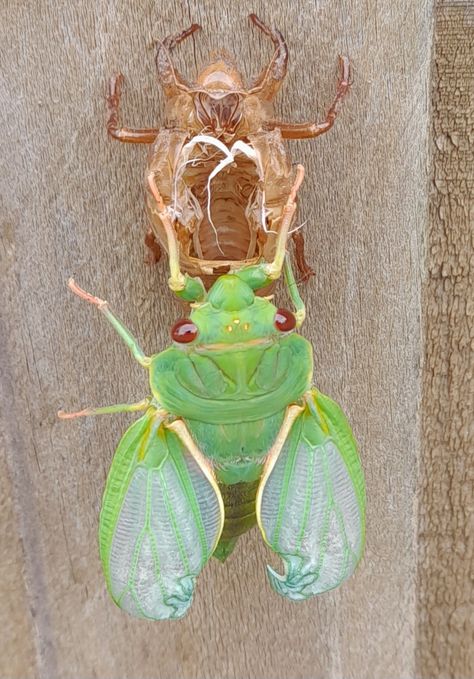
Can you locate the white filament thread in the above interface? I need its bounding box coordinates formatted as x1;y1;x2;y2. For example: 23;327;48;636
180;134;268;256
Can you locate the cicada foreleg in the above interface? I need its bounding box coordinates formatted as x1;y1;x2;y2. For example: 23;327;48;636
248;13;288;100
147;173;206;302
106;73;160;144
264;163;305;280
256;389;365;601
66;278;150;367
155;23;201;97
233;166;305;292
267;56;351;140
58;280;154;418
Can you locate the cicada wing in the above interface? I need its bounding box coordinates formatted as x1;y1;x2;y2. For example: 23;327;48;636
256;388;365;601
99;412;224;620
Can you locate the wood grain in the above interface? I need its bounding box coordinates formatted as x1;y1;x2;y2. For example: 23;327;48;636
0;0;451;677
417;4;474;678
0;451;38;678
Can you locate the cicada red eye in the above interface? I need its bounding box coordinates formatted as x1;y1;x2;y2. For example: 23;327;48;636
274;308;296;332
171;319;198;344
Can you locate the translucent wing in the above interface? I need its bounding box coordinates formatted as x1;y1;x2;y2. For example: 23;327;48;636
256;388;365;600
99;412;224;620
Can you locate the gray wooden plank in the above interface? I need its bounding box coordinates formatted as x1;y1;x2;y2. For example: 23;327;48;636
417;4;474;678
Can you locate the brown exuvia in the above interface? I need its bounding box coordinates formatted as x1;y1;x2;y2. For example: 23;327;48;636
107;14;350;286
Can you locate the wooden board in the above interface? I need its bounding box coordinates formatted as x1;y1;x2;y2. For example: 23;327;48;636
417;4;474;678
0;0;467;677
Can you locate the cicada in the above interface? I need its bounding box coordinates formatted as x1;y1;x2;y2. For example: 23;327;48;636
59;168;365;620
107;14;351;285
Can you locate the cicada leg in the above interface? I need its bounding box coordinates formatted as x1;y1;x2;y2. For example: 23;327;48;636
147;173;206;302
155;23;201;97
66;279;150;367
146;174;184;291
283;255;306;327
256;389;365;601
58;397;152;420
106;73;160;144
234;169;305;292
266;56;352;140
248;13;288;100
264;164;305;280
99;410;224;620
59;280;155;416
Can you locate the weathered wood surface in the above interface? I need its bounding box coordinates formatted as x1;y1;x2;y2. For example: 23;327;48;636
0;0;467;677
417;4;474;678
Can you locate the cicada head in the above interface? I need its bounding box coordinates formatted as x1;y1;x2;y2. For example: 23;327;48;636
193;53;245;138
170;273;297;348
196;51;244;91
156;15;288;138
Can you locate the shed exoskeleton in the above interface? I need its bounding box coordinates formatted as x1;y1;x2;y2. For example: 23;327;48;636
59;167;365;620
107;14;351;285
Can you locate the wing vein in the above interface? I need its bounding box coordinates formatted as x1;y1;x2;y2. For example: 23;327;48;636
168;438;209;567
271;417;303;550
160;468;191;576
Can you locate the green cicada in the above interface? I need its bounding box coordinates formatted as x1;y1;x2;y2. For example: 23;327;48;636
60;166;365;620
